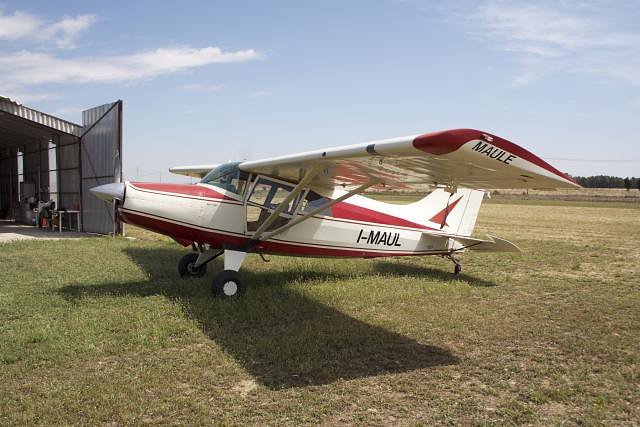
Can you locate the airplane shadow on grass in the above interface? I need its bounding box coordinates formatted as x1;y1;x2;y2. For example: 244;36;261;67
374;262;497;287
59;247;462;389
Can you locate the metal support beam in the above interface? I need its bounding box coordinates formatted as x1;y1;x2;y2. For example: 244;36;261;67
251;165;321;241
260;180;379;241
194;248;224;269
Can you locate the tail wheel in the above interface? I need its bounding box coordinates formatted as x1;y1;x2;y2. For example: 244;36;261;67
178;253;207;278
454;263;462;275
211;270;246;299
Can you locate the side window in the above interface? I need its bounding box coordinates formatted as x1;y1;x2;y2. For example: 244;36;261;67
248;178;299;214
302;191;331;216
247;181;272;206
230;174;248;196
245;176;305;233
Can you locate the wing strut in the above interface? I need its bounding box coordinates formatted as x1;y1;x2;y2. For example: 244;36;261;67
258;179;380;241
251;165;322;241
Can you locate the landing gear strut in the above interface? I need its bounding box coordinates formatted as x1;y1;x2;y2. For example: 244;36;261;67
211;249;247;299
178;246;248;299
446;254;462;275
178;246;223;278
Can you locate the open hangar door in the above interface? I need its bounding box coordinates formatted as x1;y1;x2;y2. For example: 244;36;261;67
0;96;83;223
80;101;123;235
0;96;123;235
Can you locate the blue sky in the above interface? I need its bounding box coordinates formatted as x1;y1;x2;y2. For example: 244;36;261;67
2;0;639;181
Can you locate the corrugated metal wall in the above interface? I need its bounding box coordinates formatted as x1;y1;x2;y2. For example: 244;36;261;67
0;97;83;137
80;101;122;234
57;137;80;211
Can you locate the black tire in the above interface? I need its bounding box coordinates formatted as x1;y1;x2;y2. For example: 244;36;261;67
178;253;207;278
211;270;246;299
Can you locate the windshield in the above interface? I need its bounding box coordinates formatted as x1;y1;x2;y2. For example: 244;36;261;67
200;162;249;195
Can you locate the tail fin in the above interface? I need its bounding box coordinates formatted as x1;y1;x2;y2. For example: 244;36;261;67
404;188;486;236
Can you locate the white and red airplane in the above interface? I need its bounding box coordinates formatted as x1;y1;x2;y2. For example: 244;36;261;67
91;128;578;298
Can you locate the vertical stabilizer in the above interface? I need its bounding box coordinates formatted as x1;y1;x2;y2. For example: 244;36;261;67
401;188;486;236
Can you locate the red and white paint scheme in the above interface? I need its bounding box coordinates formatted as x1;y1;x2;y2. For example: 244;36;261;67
92;128;579;298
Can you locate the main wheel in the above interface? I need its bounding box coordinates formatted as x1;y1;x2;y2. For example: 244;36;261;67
211;270;246;299
178;253;207;278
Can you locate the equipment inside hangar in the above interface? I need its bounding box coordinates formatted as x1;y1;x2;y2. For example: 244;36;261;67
0;96;123;234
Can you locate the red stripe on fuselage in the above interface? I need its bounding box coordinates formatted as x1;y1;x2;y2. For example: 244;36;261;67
119;209;246;247
330;201;435;230
119;209;443;258
130;182;236;201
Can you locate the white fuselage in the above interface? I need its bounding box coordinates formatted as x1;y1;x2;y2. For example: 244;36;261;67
118;180;469;258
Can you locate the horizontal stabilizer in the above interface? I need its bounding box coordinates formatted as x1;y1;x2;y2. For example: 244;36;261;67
469;234;521;252
422;230;520;252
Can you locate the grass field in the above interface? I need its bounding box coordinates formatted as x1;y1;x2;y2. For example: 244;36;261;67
1;200;639;425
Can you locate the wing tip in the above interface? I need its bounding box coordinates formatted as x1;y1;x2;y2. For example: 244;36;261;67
413;128;580;189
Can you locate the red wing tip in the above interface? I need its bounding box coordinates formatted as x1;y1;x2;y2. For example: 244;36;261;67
412;129;482;154
413;129;578;186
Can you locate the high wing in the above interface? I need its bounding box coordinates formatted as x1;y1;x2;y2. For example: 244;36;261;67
238;129;579;190
169;164;218;179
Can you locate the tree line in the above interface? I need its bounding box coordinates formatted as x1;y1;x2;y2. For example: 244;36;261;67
572;175;639;190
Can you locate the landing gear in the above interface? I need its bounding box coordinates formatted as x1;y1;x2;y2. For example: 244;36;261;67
211;249;248;299
211;270;246;298
178;246;223;278
178;253;207;277
454;261;462;275
446;254;462;275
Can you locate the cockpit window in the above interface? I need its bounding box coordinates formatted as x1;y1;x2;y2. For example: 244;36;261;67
200;162;249;196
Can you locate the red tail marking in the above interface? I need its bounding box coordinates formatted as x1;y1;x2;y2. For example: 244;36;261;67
428;196;463;227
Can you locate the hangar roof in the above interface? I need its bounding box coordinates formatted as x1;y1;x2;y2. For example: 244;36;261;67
0;96;83;153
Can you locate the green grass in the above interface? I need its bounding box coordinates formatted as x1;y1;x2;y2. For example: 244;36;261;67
1;200;639;424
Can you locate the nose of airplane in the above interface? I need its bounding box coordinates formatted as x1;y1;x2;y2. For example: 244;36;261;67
90;182;125;202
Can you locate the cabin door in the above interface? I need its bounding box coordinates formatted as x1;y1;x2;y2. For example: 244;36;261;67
244;176;306;236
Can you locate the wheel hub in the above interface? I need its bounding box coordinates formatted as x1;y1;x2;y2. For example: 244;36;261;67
222;281;238;296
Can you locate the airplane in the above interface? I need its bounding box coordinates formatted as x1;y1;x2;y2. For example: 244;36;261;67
91;128;579;299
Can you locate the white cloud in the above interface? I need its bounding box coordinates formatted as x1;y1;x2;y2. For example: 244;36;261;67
40;14;97;49
0;47;263;86
466;1;640;86
0;9;96;49
180;83;224;92
0;9;263;103
248;90;272;98
0;11;41;40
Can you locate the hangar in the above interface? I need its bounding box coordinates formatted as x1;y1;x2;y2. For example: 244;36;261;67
0;96;123;234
